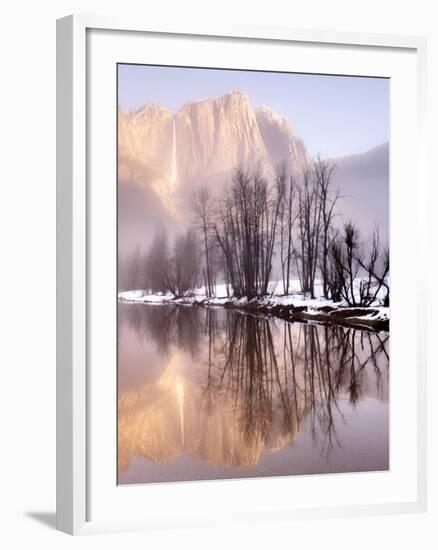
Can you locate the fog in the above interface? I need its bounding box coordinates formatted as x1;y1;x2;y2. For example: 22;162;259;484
118;141;389;260
331;143;389;244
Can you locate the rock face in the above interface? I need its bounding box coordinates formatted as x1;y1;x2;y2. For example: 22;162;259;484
118;90;389;255
118;91;309;211
117;348;301;474
255;105;309;174
175;92;272;185
118;104;175;210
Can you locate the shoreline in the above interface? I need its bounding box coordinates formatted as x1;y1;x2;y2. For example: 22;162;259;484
119;291;389;333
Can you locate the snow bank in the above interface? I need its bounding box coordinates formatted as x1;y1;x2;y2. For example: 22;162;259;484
118;279;390;332
118;290;171;303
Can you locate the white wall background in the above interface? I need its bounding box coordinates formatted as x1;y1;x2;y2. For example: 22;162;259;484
0;1;436;547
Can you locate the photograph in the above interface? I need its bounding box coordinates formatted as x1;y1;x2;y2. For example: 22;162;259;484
117;64;390;485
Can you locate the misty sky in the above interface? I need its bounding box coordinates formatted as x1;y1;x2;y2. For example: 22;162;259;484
118;64;389;159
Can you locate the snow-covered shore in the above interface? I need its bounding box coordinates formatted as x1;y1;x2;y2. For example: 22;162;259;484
119;281;389;332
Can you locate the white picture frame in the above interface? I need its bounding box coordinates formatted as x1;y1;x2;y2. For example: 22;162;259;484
56;14;428;535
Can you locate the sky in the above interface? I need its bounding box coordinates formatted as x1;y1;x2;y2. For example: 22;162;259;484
118;64;389;159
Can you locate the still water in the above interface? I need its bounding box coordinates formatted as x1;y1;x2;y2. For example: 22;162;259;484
118;303;389;484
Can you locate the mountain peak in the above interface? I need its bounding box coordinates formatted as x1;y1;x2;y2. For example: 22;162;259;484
256;105;292;132
329;141;389;165
224;90;249;100
255;106;308;172
178;90;251;113
225;89;247;96
118;93;310;217
128;103;171;117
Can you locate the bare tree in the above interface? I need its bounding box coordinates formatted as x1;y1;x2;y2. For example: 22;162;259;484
141;251;150;293
356;229;390;306
126;245;144;291
147;229;170;293
167;228;200;297
192;186;215;297
212;168;283;299
314;157;339;298
329;222;361;306
295;167;322;298
277;164;297;295
325;229;343;302
328;223;389;306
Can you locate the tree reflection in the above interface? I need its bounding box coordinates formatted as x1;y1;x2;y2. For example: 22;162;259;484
119;303;389;463
197;311;389;458
120;303;203;357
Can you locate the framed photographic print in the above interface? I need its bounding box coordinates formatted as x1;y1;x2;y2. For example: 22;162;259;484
56;15;427;535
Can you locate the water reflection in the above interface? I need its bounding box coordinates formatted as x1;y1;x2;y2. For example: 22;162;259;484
118;304;389;483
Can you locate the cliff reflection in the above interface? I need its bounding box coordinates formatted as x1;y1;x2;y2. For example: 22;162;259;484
118;304;389;475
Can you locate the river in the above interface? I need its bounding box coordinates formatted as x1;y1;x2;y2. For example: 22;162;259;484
118;302;389;484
